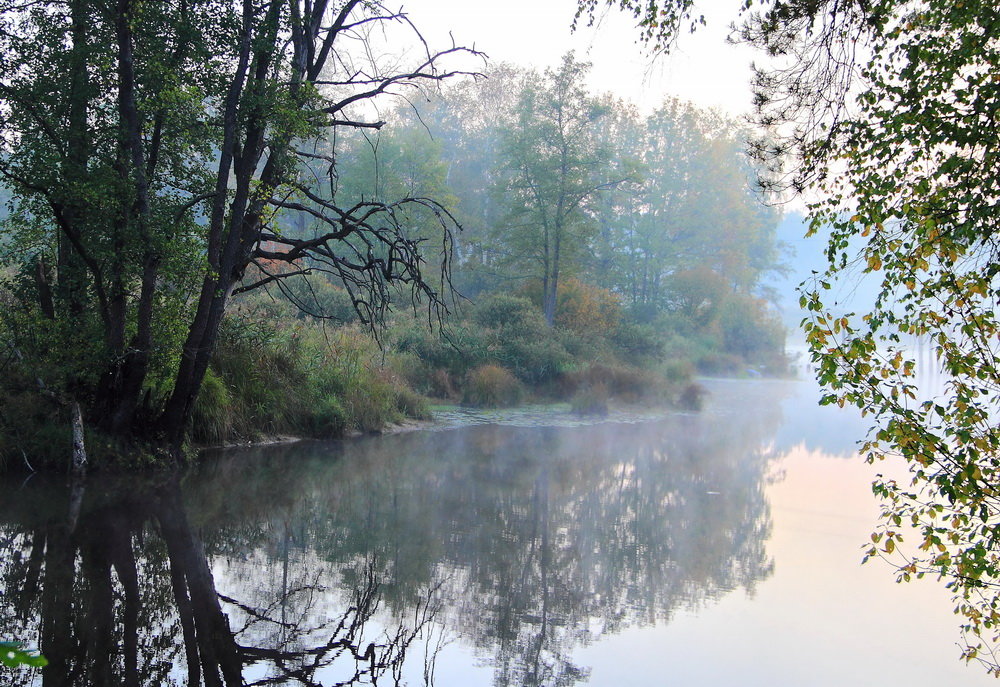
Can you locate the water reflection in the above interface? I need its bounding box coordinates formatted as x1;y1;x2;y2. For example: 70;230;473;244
0;381;797;686
0;477;432;686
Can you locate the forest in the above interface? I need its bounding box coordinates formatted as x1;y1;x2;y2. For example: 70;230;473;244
0;2;785;467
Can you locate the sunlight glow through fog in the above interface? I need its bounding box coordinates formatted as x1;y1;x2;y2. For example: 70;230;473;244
399;0;754;115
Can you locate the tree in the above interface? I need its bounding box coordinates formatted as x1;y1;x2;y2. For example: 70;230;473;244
427;64;533;297
0;0;479;451
581;0;1000;673
599;99;779;309
495;53;624;326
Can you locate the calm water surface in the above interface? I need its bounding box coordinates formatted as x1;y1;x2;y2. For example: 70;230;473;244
0;379;993;685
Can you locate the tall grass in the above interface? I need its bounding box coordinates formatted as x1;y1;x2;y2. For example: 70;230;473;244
189;318;429;444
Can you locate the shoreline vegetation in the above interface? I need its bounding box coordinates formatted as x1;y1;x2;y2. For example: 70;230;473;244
0;285;787;473
0;9;788;474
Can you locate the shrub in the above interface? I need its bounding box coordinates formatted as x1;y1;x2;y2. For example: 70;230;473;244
554;277;622;337
463;365;524;408
308;395;347;437
696;352;745;376
0;377;70;470
570;362;658;402
717;294;785;363
193;316;433;442
610;320;664;365
208;319;311;439
472;294;546;338
343;376;400;432
284;278;360;323
499;336;572;386
661;358;695;384
394;319;487;377
395;386;432;420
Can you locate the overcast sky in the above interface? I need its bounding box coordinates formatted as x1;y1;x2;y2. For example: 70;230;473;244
399;0;755;116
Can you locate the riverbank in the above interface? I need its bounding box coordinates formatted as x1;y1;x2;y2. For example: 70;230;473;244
0;287;780;473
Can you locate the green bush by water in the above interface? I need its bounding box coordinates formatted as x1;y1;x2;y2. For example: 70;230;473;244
462;364;524;408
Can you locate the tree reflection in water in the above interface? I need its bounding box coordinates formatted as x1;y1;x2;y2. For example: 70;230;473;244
0;477;441;686
0;382;789;686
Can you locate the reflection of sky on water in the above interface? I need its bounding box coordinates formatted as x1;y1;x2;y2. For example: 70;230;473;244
0;378;994;686
575;378;995;687
698;377;869;459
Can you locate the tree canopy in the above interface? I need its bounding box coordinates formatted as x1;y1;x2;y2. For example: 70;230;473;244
0;0;479;448
323;56;783;372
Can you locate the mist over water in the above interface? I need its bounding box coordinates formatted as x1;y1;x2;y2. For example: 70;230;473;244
0;378;993;685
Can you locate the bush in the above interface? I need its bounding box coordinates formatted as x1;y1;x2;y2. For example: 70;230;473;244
565;362;660;403
463;365;524;408
696;352;745;376
717;294;785;363
661;358;695;384
0;376;71;470
610;320;664;365
499;336;572;386
343;377;399;432
190;316;432;443
472;294;547;338
467;295;571;385
395;385;432;420
554;278;622;336
394;319;487;377
308;395;347;437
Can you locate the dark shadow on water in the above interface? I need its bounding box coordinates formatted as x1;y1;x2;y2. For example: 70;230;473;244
0;475;429;686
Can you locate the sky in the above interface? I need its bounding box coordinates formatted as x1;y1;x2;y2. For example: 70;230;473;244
398;0;756;116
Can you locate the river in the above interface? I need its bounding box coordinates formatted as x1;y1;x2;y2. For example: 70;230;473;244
0;378;993;685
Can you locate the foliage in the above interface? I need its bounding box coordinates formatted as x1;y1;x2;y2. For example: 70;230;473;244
184;301;429;443
608;319;665;367
717;294;786;371
0;0;477;450
555;278;622;337
393;295;573;388
676;382;707;411
190;369;234;444
591;100;781;313
463;365;525;408
469;294;573;384
362;60;785;379
562;362;664;402
787;3;1000;668
472;294;549;338
0;0;787;461
570;383;610;416
573;0;701;53
494;53;624;325
389;293;684;407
